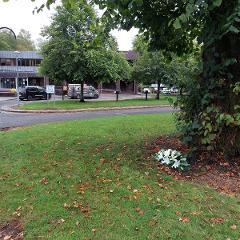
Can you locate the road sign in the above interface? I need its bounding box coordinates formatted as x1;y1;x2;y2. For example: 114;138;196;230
46;85;55;94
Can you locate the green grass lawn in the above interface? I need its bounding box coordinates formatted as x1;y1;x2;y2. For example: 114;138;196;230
0;113;239;239
19;96;174;110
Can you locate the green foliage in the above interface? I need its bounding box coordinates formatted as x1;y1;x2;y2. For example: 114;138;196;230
40;0;130;95
133;34;149;55
0;29;35;51
87;49;131;83
0;30;16;50
16;29;36;51
93;0;240;159
132;51;175;86
169;53;201;92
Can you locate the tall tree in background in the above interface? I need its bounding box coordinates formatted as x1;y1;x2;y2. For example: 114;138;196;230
0;28;35;50
133;34;149;56
16;29;36;51
0;30;17;50
40;0;131;102
133;51;176;100
40;0;100;102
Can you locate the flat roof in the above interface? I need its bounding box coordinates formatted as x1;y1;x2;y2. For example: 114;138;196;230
0;51;43;60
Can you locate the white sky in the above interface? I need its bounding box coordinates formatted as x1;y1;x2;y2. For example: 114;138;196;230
0;0;138;51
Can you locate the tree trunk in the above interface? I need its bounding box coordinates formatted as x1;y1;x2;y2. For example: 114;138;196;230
196;1;240;158
80;81;85;102
156;80;160;100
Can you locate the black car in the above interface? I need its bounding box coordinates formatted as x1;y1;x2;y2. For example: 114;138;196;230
19;86;48;101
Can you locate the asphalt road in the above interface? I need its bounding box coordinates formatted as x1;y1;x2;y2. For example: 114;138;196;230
0;99;175;129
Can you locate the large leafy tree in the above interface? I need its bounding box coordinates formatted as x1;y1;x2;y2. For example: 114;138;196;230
87;49;131;84
40;0;130;102
92;0;240;159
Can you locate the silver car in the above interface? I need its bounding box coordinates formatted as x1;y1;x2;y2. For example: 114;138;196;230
68;85;99;99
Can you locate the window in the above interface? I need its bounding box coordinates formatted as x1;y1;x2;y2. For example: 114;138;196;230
0;58;14;66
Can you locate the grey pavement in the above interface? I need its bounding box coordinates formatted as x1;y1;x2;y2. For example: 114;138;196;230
0;107;175;130
0;96;175;129
0;97;16;102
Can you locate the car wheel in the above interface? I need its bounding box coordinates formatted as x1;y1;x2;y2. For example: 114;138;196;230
94;94;99;99
27;95;33;101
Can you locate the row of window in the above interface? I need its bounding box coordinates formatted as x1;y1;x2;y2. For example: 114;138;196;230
0;77;44;88
0;58;42;67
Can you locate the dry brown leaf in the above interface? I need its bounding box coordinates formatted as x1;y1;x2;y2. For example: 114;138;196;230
3;236;12;240
210;217;224;224
175;211;181;216
179;217;190;223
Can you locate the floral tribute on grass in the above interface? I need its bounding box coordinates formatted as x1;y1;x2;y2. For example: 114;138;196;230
155;149;189;171
148;136;240;196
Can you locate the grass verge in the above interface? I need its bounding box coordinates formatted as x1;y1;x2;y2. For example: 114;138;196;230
0;113;239;239
19;97;174;110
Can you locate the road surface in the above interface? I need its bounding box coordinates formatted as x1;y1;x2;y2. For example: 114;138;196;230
0;99;175;129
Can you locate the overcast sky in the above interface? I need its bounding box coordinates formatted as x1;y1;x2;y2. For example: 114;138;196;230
0;0;138;51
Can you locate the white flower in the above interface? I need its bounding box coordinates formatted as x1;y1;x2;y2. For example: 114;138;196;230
172;160;181;168
154;149;189;170
165;149;171;157
156;152;164;160
161;157;171;165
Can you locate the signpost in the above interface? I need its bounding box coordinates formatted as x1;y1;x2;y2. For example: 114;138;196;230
46;85;55;94
46;85;55;106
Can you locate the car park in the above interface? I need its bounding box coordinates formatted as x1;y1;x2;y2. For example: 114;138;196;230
19;86;48;101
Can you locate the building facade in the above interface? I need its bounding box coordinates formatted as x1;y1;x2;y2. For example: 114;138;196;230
0;50;138;95
0;51;48;90
100;50;139;94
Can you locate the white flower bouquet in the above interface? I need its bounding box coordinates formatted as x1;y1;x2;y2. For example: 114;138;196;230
155;149;189;171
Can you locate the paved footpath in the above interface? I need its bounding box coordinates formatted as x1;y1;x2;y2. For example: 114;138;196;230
0;99;175;129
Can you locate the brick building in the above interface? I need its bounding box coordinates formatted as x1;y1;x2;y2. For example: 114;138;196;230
100;50;139;94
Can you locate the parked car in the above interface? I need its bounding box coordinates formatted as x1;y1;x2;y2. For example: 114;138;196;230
19;86;49;101
170;87;179;94
150;84;166;93
162;87;171;94
68;85;99;99
142;87;151;93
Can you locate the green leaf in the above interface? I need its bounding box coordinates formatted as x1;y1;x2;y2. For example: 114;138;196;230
173;19;181;30
229;25;239;34
212;0;222;7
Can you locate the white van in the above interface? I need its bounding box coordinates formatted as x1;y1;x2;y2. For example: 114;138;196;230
68;84;99;99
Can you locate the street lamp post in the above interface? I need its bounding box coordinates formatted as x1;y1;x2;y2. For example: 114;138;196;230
14;51;20;105
0;27;19;103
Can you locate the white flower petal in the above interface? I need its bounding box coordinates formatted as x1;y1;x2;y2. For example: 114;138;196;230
172;160;181;168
